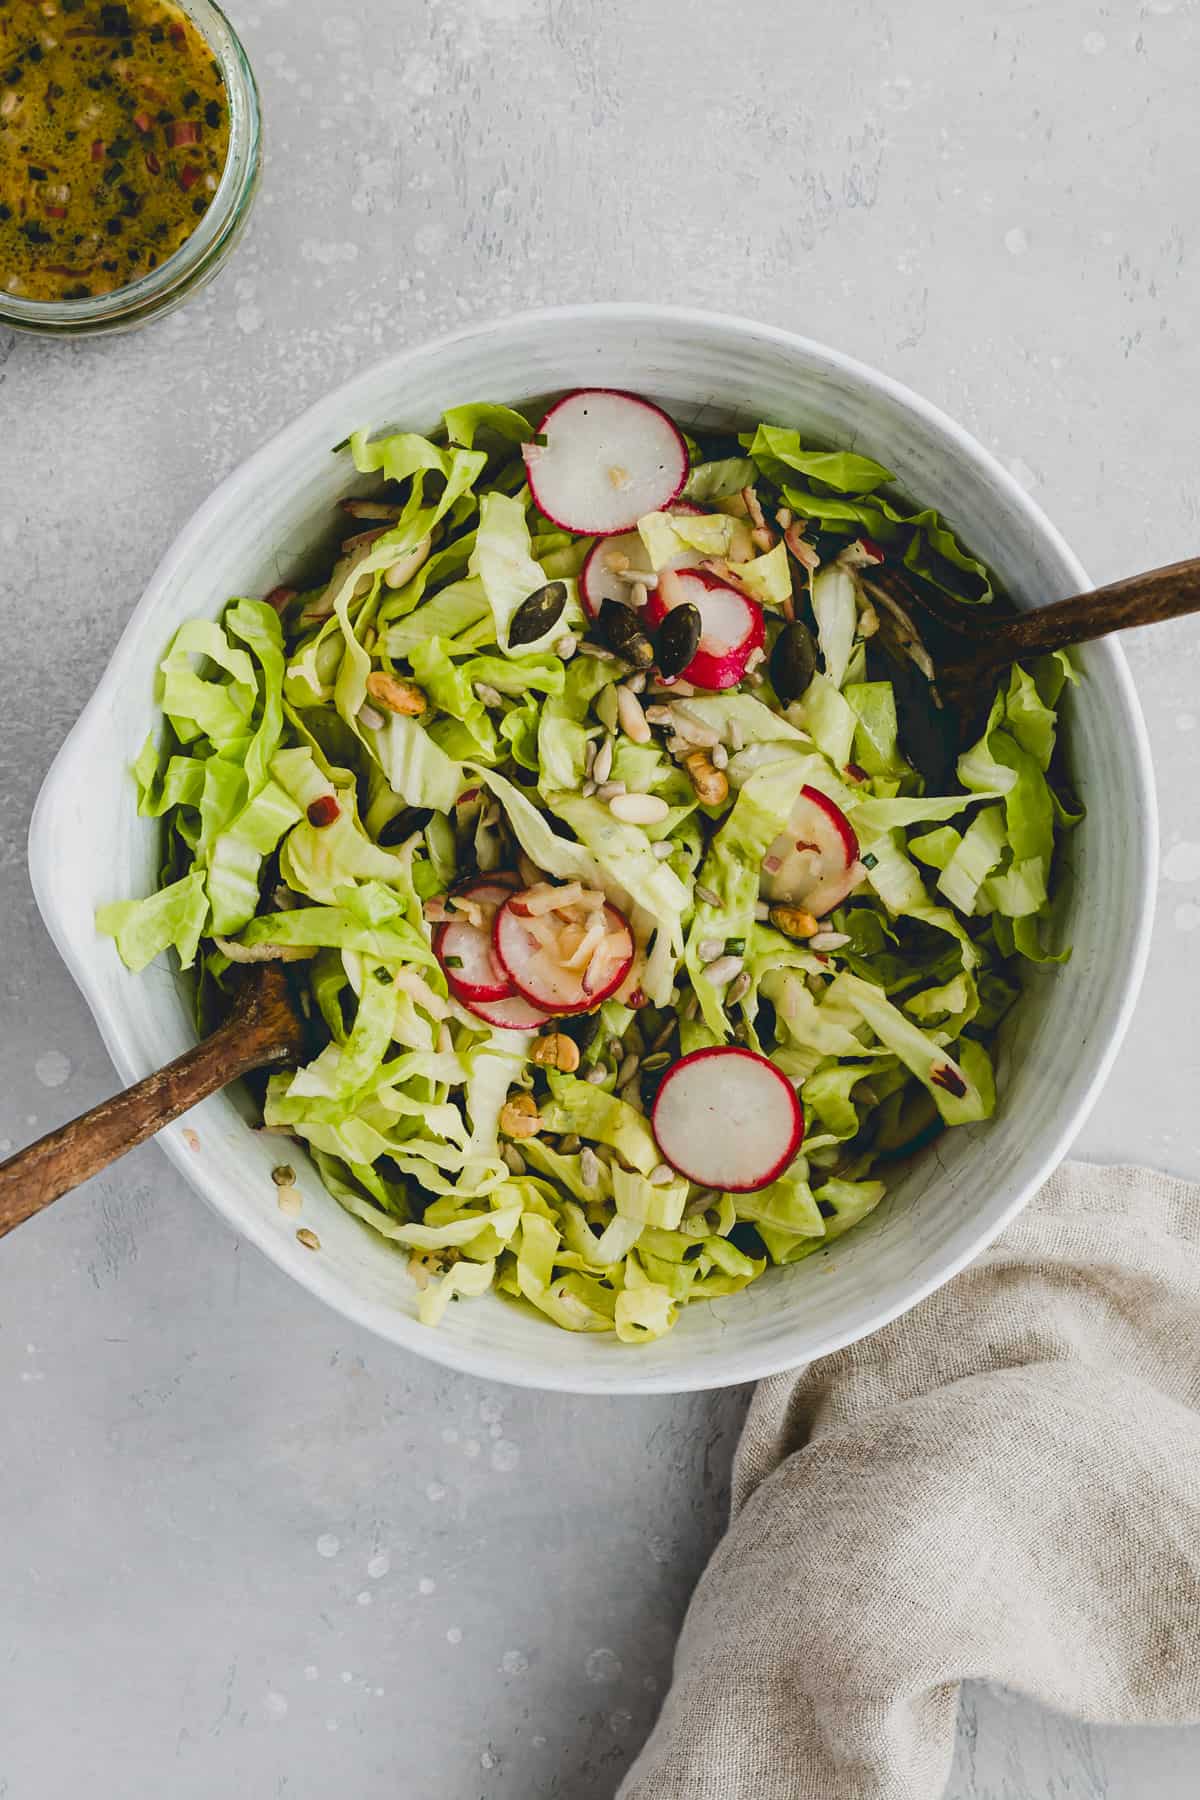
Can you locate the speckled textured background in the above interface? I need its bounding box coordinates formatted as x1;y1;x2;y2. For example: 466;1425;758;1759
2;0;1199;1793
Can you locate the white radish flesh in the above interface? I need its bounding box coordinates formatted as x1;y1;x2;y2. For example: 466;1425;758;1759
435;919;510;1002
646;569;765;690
494;894;634;1015
460;991;555;1032
524;390;688;535
760;786;861;914
651;1047;804;1192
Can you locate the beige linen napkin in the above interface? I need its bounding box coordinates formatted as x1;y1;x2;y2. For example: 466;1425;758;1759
619;1162;1200;1800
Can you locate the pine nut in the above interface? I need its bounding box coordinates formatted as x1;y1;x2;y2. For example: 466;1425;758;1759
617;686;651;744
608;792;670;826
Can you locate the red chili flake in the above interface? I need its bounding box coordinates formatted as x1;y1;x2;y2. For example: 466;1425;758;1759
930;1064;968;1098
795;838;818;853
132;110;152;133
814;952;830;965
166;119;200;148
44;204;67;218
169;20;186;43
263;585;296;614
144;149;161;175
507;899;532;917
455;788;480;807
91;139;105;162
627;987;648;1009
306;795;341;828
178;163;201;192
844;762;868;783
858;536;886;563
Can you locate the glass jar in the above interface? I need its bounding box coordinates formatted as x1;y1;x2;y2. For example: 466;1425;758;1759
0;0;261;339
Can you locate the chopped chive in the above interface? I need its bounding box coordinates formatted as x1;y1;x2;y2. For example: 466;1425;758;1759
330;435;352;454
530;431;549;446
861;852;878;870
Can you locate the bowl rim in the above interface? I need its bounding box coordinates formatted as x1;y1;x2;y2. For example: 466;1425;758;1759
28;302;1158;1393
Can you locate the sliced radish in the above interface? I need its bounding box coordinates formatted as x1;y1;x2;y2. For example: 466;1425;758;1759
434;919;510;1003
459;991;556;1032
433;877;521;1002
644;568;765;690
578;499;711;620
761;786;864;915
524;390;688;536
651;1047;804;1193
493;892;634;1015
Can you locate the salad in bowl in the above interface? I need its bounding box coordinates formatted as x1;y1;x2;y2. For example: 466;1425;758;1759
97;388;1075;1345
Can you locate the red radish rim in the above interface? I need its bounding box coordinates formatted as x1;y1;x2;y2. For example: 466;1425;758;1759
800;785;860;866
579;530;647;621
433;920;511;1003
651;1045;805;1193
524;388;689;535
645;567;765;690
491;895;635;1016
459;990;555;1032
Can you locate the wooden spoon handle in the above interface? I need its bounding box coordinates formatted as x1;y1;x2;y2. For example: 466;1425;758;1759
0;1015;293;1238
981;555;1200;667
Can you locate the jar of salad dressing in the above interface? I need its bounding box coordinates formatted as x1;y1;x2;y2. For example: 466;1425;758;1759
0;0;259;335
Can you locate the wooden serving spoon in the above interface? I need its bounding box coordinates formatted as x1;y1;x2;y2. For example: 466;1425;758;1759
863;553;1200;735
0;964;310;1240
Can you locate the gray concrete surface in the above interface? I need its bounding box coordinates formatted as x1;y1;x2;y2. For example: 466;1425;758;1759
2;0;1199;1793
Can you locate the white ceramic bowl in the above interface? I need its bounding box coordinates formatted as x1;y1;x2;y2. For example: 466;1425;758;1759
29;305;1156;1393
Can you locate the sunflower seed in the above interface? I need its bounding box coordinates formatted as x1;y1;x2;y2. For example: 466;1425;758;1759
501;1142;527;1176
670;703;721;747
616;1052;640;1089
644;705;673;726
358;703;385;731
585;1064;608;1086
726;970;752;1005
559;1133;582;1153
584;738;598;776
649;1163;677;1186
652;839;675;860
596;780;626;803
641;1050;671;1072
698;938;725;963
595;685;620;732
581;778;598;798
629;580;649;610
753;900;771;922
475;682;505;708
695;883;721;909
617;685;651;744
609;792;670;825
580;1146;602;1186
729;719;745;751
625;670;647;694
808;930;851;951
615;567;658;590
296;1228;321;1251
711;743;729;770
579;642;616;661
592;736;614;785
682;991;699;1020
555;633;579;660
703;954;744;987
271;1164;297;1187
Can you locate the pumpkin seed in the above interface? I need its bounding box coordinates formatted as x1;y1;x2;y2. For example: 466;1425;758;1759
509;580;568;646
656;602;702;679
769;620;818;703
600;599;655;669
